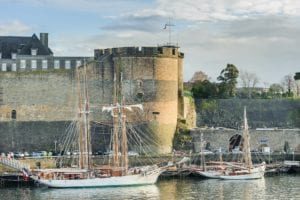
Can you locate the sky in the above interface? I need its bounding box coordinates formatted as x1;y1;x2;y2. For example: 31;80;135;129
0;0;299;85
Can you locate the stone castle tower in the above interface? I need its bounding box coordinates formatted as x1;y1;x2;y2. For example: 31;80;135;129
89;46;184;153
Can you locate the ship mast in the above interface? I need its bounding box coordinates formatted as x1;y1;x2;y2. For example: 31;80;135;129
77;61;92;170
242;107;252;171
121;98;128;174
102;72;142;174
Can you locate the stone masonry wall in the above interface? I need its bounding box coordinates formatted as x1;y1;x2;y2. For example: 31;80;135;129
191;128;300;153
0;46;184;154
0;71;77;121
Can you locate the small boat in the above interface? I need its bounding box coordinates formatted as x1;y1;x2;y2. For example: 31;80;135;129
192;133;226;179
198;170;223;179
219;107;266;180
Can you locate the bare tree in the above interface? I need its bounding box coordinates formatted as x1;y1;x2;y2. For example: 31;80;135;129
189;71;208;83
239;70;260;98
281;74;295;96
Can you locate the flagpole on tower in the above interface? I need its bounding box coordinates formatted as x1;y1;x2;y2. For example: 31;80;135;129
163;17;175;45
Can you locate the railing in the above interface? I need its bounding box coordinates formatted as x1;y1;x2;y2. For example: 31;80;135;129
0;157;30;171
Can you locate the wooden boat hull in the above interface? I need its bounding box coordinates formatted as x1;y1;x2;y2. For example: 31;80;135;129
33;170;161;188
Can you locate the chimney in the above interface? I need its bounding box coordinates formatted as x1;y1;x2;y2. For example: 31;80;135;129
40;33;48;48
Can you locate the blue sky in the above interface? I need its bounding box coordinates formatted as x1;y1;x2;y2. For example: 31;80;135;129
1;0;300;87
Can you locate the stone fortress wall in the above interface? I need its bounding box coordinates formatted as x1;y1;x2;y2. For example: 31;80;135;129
0;46;184;153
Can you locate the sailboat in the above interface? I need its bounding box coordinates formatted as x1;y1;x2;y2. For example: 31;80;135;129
219;107;265;180
193;133;225;178
29;63;164;188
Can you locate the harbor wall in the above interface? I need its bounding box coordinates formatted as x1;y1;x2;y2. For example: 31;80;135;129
191;128;300;153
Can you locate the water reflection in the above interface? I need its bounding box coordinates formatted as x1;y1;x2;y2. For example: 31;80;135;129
33;185;159;200
158;177;267;200
1;175;299;200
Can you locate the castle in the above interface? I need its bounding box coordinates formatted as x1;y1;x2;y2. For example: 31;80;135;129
0;33;185;154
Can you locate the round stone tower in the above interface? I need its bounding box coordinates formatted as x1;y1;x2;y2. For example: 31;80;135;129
91;46;184;153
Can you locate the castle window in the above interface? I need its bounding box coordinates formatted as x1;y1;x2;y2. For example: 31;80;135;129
1;63;7;71
65;60;71;69
20;60;26;69
158;47;163;54
76;60;82;67
31;48;37;56
42;60;48;69
31;60;37;69
11;110;16;119
172;48;176;55
11;53;17;59
137;80;143;88
12;63;17;71
54;60;60;69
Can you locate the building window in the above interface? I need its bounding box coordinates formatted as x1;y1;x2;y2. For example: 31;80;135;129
11;53;17;59
11;110;17;119
137;80;143;88
1;63;7;71
54;60;60;69
12;63;17;71
0;52;2;59
65;60;71;69
20;60;26;69
76;60;82;67
42;60;48;69
158;47;163;54
31;48;37;56
172;48;176;55
31;60;37;69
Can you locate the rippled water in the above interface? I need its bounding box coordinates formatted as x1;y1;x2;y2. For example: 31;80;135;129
0;175;299;200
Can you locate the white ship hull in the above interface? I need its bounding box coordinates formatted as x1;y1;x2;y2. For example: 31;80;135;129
33;170;161;188
197;171;223;179
219;164;265;180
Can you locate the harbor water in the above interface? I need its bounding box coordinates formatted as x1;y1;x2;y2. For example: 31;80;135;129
0;175;299;200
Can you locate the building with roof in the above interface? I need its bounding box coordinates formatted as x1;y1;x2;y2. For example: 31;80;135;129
0;33;91;71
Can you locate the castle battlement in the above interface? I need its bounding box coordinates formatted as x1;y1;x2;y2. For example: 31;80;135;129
94;46;184;59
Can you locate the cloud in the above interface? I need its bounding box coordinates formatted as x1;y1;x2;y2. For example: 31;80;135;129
128;0;300;22
4;0;297;84
101;15;166;33
0;20;31;35
5;0;151;14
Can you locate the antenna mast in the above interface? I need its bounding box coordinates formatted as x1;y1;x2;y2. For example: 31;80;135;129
164;17;175;45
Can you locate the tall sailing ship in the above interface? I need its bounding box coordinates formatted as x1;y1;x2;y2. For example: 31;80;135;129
29;63;164;188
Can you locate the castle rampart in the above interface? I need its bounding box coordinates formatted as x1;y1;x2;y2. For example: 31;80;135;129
0;45;184;154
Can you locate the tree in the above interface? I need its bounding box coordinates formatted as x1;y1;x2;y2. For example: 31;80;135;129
294;72;300;96
189;71;208;83
281;74;295;97
191;80;218;99
268;83;284;98
217;64;239;98
239;70;260;98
